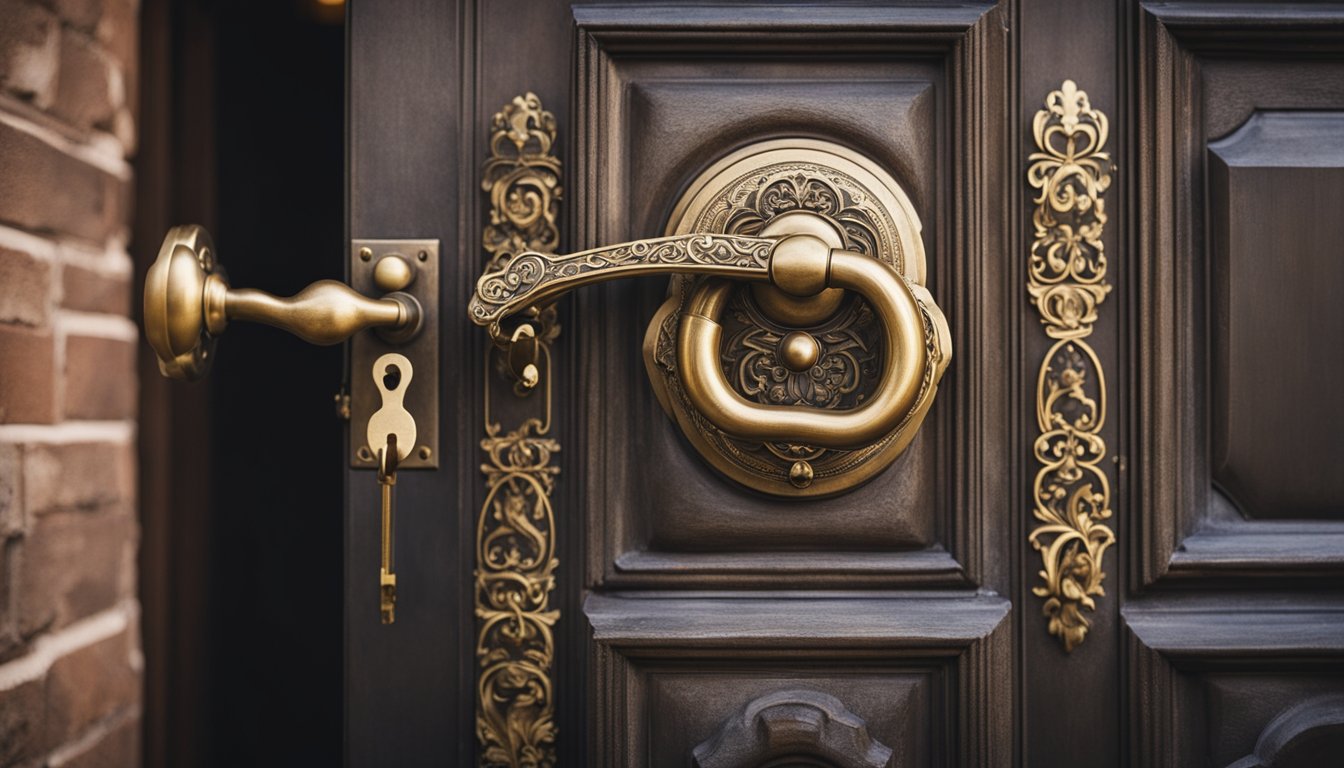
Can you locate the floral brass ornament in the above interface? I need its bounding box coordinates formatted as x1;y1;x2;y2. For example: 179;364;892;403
482;92;562;270
476;93;561;767
722;292;880;410
650;139;947;497
1027;80;1116;652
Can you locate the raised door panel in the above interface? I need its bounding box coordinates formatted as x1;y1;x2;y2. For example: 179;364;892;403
1133;2;1344;586
571;10;1012;763
586;593;1011;768
1127;4;1344;764
572;2;1011;591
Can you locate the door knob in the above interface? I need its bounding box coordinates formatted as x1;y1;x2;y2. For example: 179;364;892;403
469;139;951;496
144;224;422;380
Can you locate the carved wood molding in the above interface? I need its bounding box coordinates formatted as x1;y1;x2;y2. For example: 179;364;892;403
692;689;894;768
1026;80;1115;652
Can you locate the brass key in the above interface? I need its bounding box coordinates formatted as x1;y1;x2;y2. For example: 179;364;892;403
367;353;416;624
377;436;398;624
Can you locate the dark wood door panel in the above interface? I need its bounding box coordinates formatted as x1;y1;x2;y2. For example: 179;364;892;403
1125;595;1344;767
585;592;1011;768
1208;112;1344;522
1134;2;1344;586
573;2;1011;591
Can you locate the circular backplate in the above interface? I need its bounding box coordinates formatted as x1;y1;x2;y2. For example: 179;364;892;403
643;139;941;497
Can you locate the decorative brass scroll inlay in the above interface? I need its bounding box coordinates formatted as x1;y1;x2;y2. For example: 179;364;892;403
1027;80;1115;652
476;92;561;767
482;92;561;268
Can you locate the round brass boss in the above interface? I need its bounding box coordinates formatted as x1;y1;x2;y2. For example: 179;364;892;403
779;332;820;372
646;138;946;497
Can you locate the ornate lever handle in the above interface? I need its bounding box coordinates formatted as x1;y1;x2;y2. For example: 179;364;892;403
145;224;421;380
468;229;949;452
467;233;777;328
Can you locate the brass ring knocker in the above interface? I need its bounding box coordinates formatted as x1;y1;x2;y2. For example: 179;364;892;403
676;234;933;450
467;139;953;496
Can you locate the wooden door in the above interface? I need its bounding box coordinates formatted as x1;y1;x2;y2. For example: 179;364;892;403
342;2;1344;766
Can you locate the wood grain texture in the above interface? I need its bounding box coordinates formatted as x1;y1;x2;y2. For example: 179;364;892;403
1124;594;1344;766
585;592;1011;767
573;1;1011;593
1208;112;1344;521
346;0;475;764
1131;2;1344;588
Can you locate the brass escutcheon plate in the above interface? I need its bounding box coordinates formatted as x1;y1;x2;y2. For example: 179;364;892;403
644;139;946;497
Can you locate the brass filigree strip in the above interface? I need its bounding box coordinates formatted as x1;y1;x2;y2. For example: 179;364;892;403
476;92;562;767
1027;80;1115;652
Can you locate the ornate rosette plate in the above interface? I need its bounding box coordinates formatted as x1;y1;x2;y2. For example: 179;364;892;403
645;139;944;497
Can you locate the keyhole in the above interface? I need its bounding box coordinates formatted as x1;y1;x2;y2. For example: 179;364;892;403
382;364;401;391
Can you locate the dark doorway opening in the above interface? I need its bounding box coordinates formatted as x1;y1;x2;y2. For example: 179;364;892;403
134;2;345;765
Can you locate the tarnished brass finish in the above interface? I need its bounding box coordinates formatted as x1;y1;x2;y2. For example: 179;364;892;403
468;233;776;328
676;240;932;451
366;352;416;626
144;224;422;380
470;139;952;498
1027;80;1115;652
372;254;415;292
649;140;950;496
349;239;440;471
476;92;561;768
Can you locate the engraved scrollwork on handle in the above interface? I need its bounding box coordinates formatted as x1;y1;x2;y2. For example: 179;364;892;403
469;234;776;328
1027;80;1116;652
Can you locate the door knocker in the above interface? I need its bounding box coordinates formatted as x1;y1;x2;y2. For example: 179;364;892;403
470;138;951;496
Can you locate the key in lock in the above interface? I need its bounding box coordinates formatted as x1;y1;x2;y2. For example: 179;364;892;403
367;352;416;624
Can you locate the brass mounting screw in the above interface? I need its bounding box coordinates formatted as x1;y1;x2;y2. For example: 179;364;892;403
359;246;374;262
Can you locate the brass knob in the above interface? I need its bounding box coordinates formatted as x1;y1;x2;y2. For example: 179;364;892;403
373;254;416;292
144;224;422;380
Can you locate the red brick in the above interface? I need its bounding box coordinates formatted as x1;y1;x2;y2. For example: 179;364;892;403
45;627;138;749
54;0;106;32
0;325;58;424
0;121;122;243
16;509;133;636
0;245;53;327
22;440;133;517
60;263;129;316
52;30;116;134
0;674;45;765
95;0;134;71
0;538;19;660
0;443;21;535
0;0;60;107
63;335;135;420
52;712;140;768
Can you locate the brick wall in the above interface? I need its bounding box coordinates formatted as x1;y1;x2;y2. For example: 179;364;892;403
0;0;142;765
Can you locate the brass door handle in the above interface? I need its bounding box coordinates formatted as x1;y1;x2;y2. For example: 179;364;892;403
678;239;934;450
144;224;422;380
468;225;949;452
467;232;777;328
